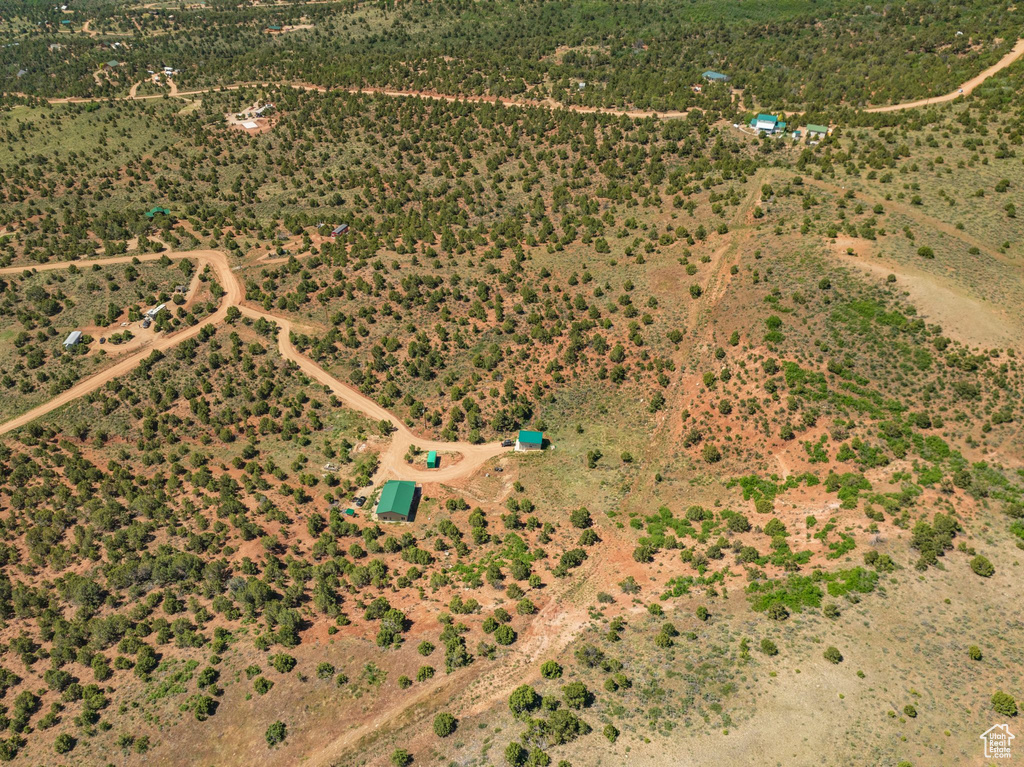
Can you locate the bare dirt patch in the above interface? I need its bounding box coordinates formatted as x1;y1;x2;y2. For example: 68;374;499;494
828;237;1022;350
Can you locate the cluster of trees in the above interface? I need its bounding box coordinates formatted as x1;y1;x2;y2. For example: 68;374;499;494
0;260;193;417
2;0;1018;110
0;332;605;759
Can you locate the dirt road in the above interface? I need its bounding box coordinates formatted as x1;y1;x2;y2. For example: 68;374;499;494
0;250;508;484
260;307;507;480
0;250;234;436
8;37;1022;116
865;38;1024;112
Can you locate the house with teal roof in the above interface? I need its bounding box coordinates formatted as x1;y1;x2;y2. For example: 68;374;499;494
515;430;544;452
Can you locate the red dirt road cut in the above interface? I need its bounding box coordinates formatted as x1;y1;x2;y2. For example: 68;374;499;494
0;251;510;484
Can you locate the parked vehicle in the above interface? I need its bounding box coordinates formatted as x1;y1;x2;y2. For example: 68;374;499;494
501;439;514;447
354;496;367;507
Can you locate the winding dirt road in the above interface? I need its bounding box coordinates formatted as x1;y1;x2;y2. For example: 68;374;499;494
6;37;1023;117
0;250;507;483
865;38;1024;112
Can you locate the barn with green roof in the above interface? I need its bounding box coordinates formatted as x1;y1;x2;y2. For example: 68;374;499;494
375;480;419;522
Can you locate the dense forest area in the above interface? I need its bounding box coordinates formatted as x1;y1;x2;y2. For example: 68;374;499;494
1;0;1021;109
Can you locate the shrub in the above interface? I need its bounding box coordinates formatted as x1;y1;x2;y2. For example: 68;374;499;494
505;742;526;766
701;443;721;463
970;555;995;577
192;695;215;721
760;639;778;656
619;576;640;594
516;598;536;615
270;654;297;673
696;606;709;622
569;507;592;529
416;666;435;682
823;646;843;664
433;712;457;738
969;645;982;661
265;721;287;748
903;705;917;718
604;724;619;742
540;661;563;679
509;685;540;717
316;662;335;680
574;644;605;668
418;641;435;656
54;733;75;754
562;681;590;710
494;625;516;645
992;692;1018;717
390;748;413;767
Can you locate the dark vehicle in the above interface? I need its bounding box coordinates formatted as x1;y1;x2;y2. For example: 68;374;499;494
501;439;514;447
494;466;504;472
354;496;367;507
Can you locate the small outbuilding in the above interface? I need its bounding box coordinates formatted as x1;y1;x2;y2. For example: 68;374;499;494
63;330;82;349
806;124;830;138
375;480;419;522
145;206;171;219
702;70;730;83
426;451;439;469
145;303;166;319
515;430;544;452
330;223;349;238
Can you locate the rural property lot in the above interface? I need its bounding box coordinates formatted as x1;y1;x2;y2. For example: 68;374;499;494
0;2;1022;766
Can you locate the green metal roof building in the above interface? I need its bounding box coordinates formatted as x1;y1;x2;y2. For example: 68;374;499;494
515;430;544;451
702;70;730;82
376;480;418;521
426;451;439;469
806;124;829;136
145;207;171;219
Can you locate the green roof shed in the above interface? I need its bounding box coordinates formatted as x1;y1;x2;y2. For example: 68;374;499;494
376;480;418;521
426;451;439;469
516;430;544;450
